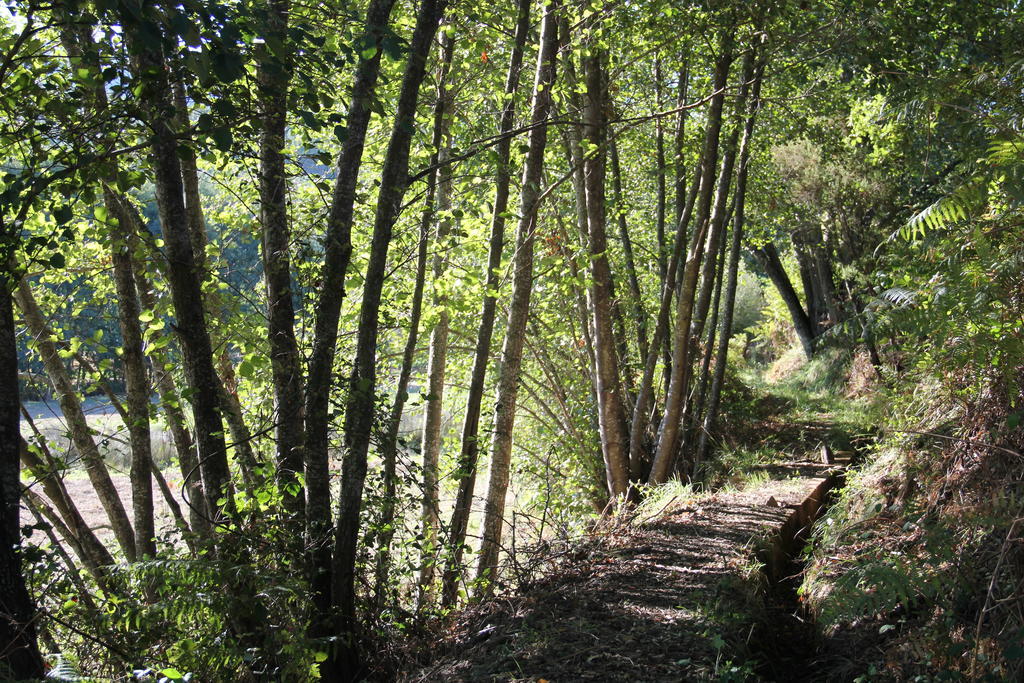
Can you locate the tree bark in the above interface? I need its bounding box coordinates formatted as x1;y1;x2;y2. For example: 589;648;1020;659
60;21;155;560
329;0;448;675
124;31;233;525
627;149;703;479
0;278;45;680
673;61;690;226
688;227;728;468
582;51;630;499
106;191;156;559
373;158;435;611
475;0;560;595
653;58;668;287
441;0;531;608
698;57;765;465
677;53;753;469
754;242;816;360
303;0;398;623
257;0;305;519
648;45;732;486
115;194;211;541
609;138;648;365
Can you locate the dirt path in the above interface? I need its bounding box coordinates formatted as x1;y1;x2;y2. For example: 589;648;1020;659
405;465;839;682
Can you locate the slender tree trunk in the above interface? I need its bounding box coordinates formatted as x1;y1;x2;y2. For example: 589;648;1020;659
698;58;764;466
15;281;137;559
648;46;732;485
754;242;815;360
795;242;823;336
417;31;455;604
609;139;648;364
329;0;448;676
653;58;668;286
60;22;155;560
124;33;233;525
812;238;842;327
560;43;608;491
663;59;691;390
373;162;435;610
257;0;305;518
627;149;703;479
304;0;398;623
115;194;210;541
677;54;753;469
582;51;630;499
475;0;560;594
441;0;531;608
18;426;114;580
0;280;44;678
687;227;727;471
105;191;156;559
167;82;262;496
673;61;690;226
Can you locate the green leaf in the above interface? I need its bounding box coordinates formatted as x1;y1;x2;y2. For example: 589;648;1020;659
159;668;185;680
53;205;73;224
211;127;233;152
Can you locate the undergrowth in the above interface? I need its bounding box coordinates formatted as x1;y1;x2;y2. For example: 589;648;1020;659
801;366;1024;681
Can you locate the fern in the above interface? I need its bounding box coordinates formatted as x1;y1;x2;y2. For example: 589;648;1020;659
878;286;916;308
903;179;987;239
46;654;84;681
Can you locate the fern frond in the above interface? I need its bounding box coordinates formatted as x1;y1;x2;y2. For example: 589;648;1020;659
904;180;987;239
879;286;917;308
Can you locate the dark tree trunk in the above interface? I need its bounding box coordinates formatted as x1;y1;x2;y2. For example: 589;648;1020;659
441;0;531;608
0;277;45;681
124;31;233;525
754;242;816;360
117;194;210;541
328;0;448;675
106;189;156;560
303;0;398;623
257;0;305;519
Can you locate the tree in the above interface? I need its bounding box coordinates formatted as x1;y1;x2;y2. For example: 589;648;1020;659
475;0;561;594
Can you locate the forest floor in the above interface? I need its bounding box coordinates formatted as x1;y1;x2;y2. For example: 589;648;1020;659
401;459;845;682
